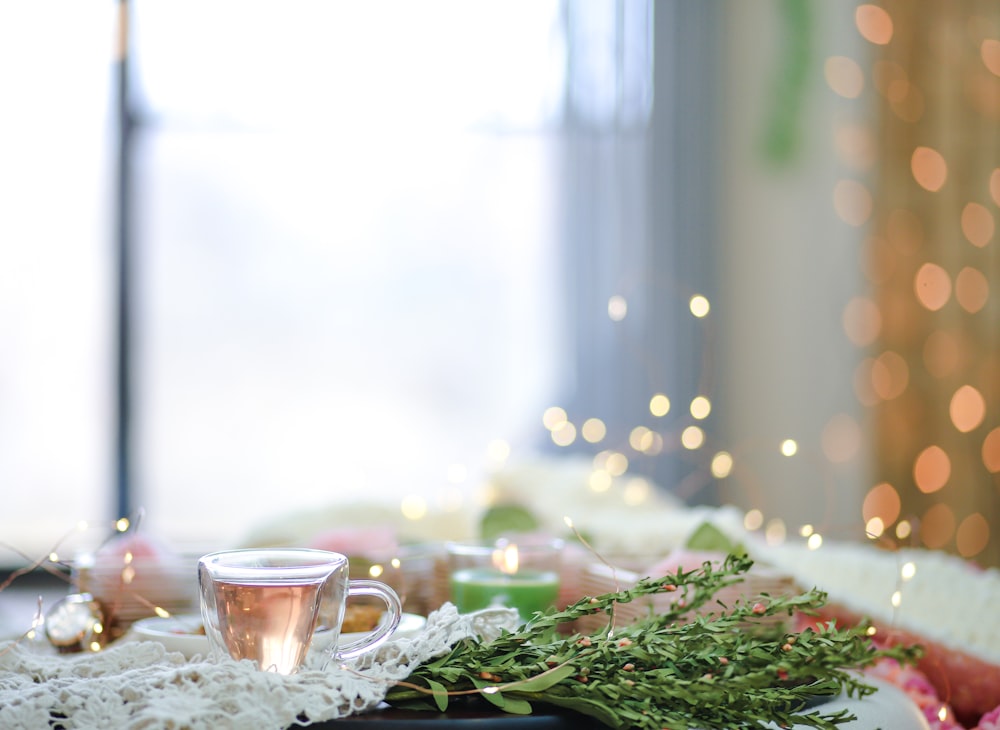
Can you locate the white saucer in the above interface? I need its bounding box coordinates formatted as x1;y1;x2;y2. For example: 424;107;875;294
128;612;426;660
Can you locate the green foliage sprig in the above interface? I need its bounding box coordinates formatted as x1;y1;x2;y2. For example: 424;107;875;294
386;554;920;730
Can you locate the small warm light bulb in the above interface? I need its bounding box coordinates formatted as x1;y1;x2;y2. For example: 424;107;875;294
400;495;428;520
622;478;650;506
938;707;948;722
744;508;764;531
681;426;704;450
93;622;104;634
689;295;710;318
896;520;912;539
807;533;823;550
153;606;171;619
588;469;613;492
115;518;130;532
123;551;134;565
48;552;60;563
866;517;885;538
542;407;568;431
605;451;629;476
765;519;786;545
781;440;798;457
369;564;384;578
649;393;671;417
866;626;878;636
608;295;628;321
890;590;902;608
89;641;102;652
711;451;733;478
900;562;916;581
799;524;814;538
563;516;574;529
690;396;711;420
391;558;401;569
551;422;577;447
582;418;607;443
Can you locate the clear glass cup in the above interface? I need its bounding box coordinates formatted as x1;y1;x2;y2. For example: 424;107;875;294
198;548;401;674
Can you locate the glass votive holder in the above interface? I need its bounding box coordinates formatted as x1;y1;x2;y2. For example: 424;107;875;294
446;537;563;623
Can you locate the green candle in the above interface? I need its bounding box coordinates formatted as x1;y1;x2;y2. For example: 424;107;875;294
450;567;560;620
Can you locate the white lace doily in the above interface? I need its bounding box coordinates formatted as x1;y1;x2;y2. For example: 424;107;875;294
0;603;518;730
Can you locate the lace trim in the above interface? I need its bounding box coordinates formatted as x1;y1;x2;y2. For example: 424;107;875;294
0;603;518;730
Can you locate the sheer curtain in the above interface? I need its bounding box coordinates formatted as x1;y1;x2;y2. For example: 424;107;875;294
869;0;1000;566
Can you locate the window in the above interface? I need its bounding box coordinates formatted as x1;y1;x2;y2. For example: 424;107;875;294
2;1;712;561
0;1;114;558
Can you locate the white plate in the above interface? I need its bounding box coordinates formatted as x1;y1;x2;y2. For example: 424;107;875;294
128;612;426;660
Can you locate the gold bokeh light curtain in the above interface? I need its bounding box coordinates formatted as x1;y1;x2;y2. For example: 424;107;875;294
868;0;1000;566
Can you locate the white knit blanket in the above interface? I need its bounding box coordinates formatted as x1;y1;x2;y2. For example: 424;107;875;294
0;603;518;730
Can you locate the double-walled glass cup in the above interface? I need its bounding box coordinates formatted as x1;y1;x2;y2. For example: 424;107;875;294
198;548;401;674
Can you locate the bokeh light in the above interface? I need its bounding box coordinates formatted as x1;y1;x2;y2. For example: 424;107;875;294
400;495;428;521
649;393;671;417
982;427;1000;473
551;421;577;446
914;445;951;494
581;417;607;443
542;406;567;430
871;350;909;400
833;179;873;226
855;4;894;45
842;296;882;346
689;294;710;318
949;384;986;433
961;201;994;247
824;55;865;98
954;266;989;313
956;513;990;558
681;426;704;450
911;146;948;191
608;295;628;321
863;481;902;526
913;262;952;311
982;38;1000;77
743;508;763;531
588;469;612;493
690;396;711;420
711;451;733;478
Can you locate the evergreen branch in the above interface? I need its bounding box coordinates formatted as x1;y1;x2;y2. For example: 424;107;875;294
386;554;920;729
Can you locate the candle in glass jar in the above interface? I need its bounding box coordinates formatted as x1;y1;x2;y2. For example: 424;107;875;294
450;568;560;619
448;542;560;620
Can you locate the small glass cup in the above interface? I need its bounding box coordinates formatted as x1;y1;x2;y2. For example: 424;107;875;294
446;537;563;622
198;548;401;674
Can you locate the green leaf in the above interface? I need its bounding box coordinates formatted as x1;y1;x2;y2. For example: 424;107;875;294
480;504;539;539
509;664;576;693
685;521;744;555
426;678;449;712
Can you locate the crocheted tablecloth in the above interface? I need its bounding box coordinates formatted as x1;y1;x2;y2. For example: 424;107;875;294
0;603;517;730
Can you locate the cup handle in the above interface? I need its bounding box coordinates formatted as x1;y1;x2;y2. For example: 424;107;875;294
333;579;403;661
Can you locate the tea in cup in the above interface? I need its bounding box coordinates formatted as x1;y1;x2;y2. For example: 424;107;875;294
198;548;401;674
